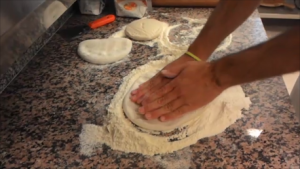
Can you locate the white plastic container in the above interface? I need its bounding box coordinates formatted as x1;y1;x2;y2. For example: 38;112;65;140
79;0;105;15
114;0;152;18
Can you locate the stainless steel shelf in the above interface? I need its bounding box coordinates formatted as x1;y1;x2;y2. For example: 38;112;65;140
258;6;300;19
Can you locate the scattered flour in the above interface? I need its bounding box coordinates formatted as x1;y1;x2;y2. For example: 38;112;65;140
153;147;192;169
79;54;251;156
79;17;239;157
109;18;232;58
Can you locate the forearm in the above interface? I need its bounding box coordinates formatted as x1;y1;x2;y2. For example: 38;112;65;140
212;26;300;89
188;0;261;60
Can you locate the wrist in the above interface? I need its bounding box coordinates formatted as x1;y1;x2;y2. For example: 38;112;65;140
187;45;210;61
209;60;233;90
188;38;217;61
180;53;198;62
188;29;220;61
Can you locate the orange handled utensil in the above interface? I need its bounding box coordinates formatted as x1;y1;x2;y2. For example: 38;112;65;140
58;14;116;41
88;14;116;29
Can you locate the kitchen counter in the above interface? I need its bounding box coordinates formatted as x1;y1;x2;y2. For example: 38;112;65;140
1;8;299;168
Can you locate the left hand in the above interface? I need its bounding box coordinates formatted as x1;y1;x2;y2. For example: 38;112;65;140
139;61;225;121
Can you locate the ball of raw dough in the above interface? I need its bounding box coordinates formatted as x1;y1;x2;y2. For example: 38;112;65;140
122;69;249;132
78;38;132;64
122;70;209;132
43;1;67;29
125;19;164;41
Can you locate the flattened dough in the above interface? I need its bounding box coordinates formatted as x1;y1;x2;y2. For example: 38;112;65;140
125;19;164;41
78;38;132;64
123;70;209;131
123;69;250;132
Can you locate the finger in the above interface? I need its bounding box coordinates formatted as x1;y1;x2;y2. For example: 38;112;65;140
160;70;177;78
139;80;174;106
132;63;184;102
130;85;144;102
132;75;160;102
130;89;140;103
131;89;138;95
136;74;171;104
144;98;183;120
138;63;186;102
130;91;138;102
162;62;186;78
130;84;147;102
141;85;177;113
137;94;146;105
159;105;190;121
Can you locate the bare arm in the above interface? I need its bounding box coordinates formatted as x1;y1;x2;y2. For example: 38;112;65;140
137;26;300;121
188;0;261;60
131;0;263;106
212;26;300;89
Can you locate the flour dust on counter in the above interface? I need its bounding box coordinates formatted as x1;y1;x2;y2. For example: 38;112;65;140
152;147;193;169
78;38;132;64
79;16;237;156
79;52;251;156
122;68;247;132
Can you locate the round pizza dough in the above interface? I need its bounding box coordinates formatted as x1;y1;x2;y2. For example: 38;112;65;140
78;38;132;64
125;19;165;41
123;70;210;132
123;69;250;132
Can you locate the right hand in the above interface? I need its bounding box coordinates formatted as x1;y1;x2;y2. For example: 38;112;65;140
138;61;224;121
130;54;196;105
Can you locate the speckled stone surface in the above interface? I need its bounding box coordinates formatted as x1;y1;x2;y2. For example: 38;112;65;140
1;8;299;168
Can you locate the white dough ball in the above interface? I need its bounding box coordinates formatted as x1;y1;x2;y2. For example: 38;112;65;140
125;19;164;41
122;70;208;132
78;38;132;64
43;1;67;29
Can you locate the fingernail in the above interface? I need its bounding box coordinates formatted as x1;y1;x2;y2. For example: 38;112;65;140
160;116;166;121
161;70;177;78
139;107;145;114
145;113;151;119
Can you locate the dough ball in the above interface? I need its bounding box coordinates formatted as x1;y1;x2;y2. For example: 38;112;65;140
123;70;209;132
43;1;67;29
125;19;164;41
78;38;132;64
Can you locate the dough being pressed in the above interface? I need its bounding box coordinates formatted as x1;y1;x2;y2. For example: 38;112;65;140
123;67;250;132
125;19;165;41
123;70;211;131
78;38;132;64
80;55;251;156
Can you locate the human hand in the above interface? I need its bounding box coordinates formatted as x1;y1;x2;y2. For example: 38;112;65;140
130;54;195;104
138;61;226;121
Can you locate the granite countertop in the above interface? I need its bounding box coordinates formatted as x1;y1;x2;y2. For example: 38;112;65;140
1;8;299;168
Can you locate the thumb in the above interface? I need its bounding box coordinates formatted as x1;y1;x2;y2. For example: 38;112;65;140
161;64;185;78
